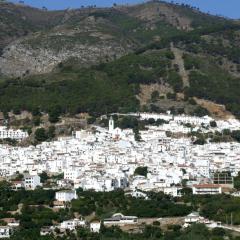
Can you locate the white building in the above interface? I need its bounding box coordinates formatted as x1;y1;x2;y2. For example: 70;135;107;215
232;191;240;197
64;169;81;182
90;221;101;233
55;190;78;202
192;184;222;195
40;227;53;236
0;112;240;197
11;181;24;190
0;126;28;140
185;212;202;224
109;117;114;133
24;174;42;190
60;218;86;230
163;186;182;197
125;190;148;199
108;117;124;139
57;179;72;188
0;226;12;239
1;218;20;228
104;213;138;226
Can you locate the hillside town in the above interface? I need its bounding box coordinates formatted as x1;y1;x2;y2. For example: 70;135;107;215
1;112;240;238
0;112;240;194
1;0;240;239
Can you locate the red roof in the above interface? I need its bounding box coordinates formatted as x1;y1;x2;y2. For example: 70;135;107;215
53;201;65;205
178;164;188;167
12;181;23;184
1;218;17;223
193;184;221;188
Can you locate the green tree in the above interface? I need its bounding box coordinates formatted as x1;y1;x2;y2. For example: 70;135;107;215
134;167;148;177
231;130;240;142
35;128;48;142
210;121;217;128
133;126;141;142
234;172;240;190
178;224;210;240
151;91;160;102
193;136;206;145
212;227;226;237
39;172;49;184
143;225;162;238
47;126;55;140
48;106;61;123
33;116;41;126
193;106;209;117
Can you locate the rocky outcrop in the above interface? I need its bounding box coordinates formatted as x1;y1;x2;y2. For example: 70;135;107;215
0;39;131;77
0;11;136;77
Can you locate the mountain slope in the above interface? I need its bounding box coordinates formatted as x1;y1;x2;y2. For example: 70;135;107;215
0;1;240;119
0;0;227;77
0;2;64;54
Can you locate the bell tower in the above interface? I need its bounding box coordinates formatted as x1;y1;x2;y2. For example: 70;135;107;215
109;116;114;133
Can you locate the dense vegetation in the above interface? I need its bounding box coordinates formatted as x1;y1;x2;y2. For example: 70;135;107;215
88;9;180;45
10;223;239;240
0;50;180;116
1;180;240;239
1;27;240;118
151;23;240;117
187;69;240;117
0;181;55;212
182;193;240;225
71;189;191;218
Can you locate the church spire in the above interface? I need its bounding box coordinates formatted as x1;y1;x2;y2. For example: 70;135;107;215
109;116;114;133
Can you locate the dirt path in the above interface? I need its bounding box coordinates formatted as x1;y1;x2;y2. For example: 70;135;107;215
171;44;189;88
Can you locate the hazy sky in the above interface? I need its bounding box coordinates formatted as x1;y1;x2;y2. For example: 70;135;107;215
9;0;239;19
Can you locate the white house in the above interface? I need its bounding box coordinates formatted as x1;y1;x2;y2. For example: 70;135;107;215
192;184;222;195
125;190;148;199
24;174;42;190
232;191;240;197
60;218;86;231
64;169;81;182
1;218;20;228
40;227;53;236
57;179;73;188
163;186;182;197
53;201;66;209
11;181;24;190
55;190;78;202
0;126;28;140
185;212;203;224
104;213;138;226
90;221;101;233
0;226;12;239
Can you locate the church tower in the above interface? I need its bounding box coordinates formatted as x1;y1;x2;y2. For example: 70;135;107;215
109;116;114;133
